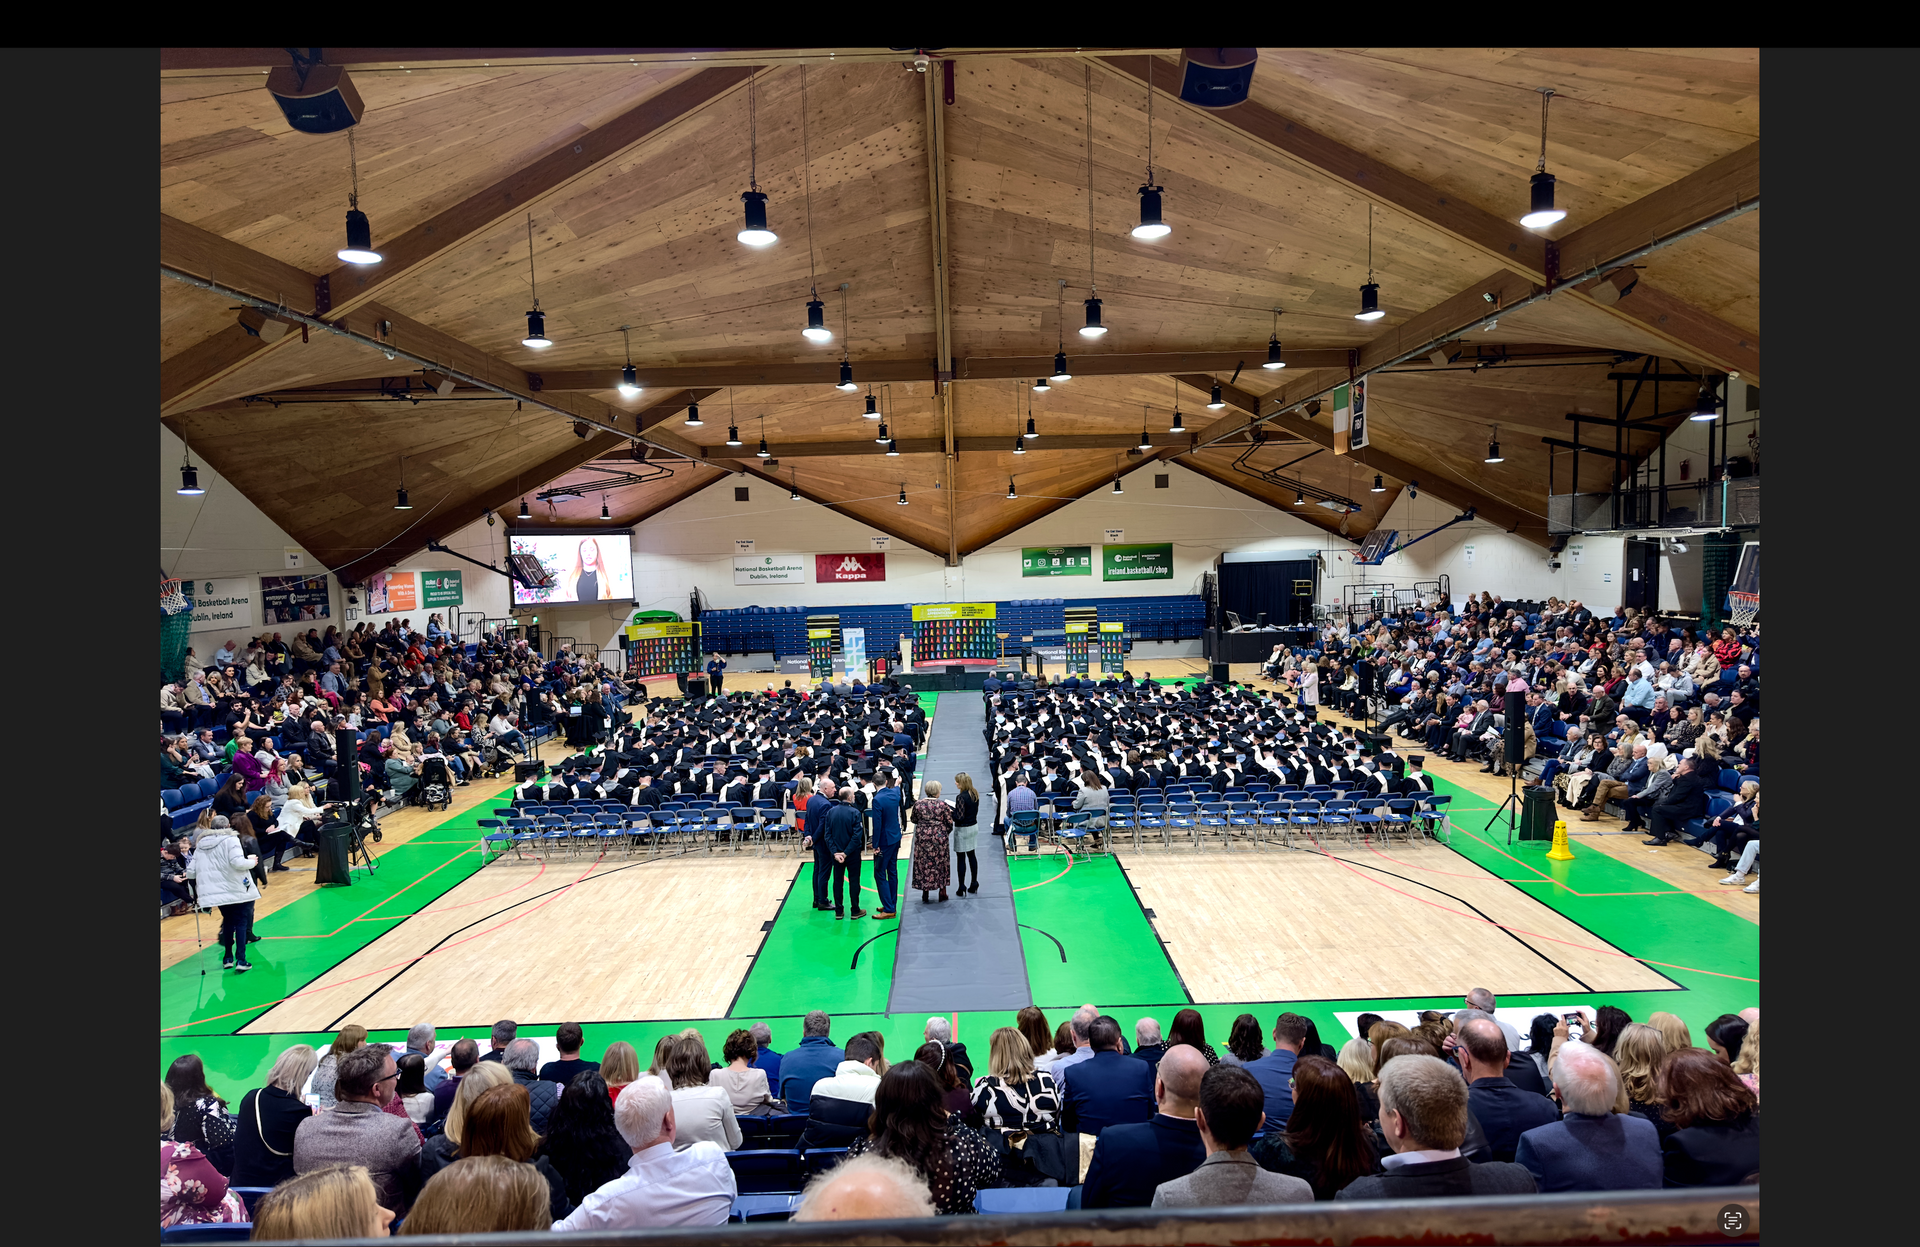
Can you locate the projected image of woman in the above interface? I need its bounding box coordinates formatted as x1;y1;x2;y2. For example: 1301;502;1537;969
564;538;614;602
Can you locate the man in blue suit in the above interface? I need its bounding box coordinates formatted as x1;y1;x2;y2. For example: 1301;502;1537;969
1060;1017;1154;1136
1456;1018;1560;1162
804;779;837;908
1081;1044;1209;1207
1243;1012;1307;1130
1514;1042;1661;1191
869;770;903;919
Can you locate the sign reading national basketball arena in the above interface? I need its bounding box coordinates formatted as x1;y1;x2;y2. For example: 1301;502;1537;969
815;552;886;583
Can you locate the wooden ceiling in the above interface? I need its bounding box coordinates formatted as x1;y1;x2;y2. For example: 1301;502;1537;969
158;48;1759;578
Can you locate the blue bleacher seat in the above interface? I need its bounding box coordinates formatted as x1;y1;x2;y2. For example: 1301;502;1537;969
977;1187;1070;1214
725;1149;805;1194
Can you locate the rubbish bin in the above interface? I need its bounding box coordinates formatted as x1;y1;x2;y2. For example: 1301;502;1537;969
1519;786;1557;840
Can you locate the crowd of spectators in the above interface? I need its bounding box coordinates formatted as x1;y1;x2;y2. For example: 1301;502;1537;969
161;992;1758;1234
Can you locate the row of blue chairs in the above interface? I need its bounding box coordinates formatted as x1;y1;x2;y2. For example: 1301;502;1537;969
1011;792;1453;853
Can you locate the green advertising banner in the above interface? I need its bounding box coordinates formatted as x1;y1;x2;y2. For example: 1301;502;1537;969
1022;545;1093;577
1102;542;1174;581
420;569;464;607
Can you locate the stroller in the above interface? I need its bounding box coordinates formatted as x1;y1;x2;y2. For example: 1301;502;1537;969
418;756;454;811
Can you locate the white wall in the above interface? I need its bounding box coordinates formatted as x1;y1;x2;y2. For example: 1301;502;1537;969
628;463;1352;608
163;426;343;660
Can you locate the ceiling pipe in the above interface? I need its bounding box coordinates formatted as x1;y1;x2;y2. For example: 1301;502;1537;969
1189;195;1761;453
158;266;700;465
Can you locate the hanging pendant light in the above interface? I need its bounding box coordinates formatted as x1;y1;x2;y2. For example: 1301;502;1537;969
1207;381;1225;410
1131;62;1170;240
726;425;743;447
1007;478;1018;499
898;483;910;505
1023;385;1039;440
1293;487;1306;506
1355;204;1385;321
519;497;531;520
1168;408;1185;433
1025;416;1039;439
1262;308;1287;369
863;387;880;419
521;215;552;348
1138;426;1153;452
617;326;642;398
1032;378;1051;393
790;468;803;501
1111;470;1124;495
393;456;411;509
1409;480;1418;499
835;284;856;387
1052;351;1072;382
1371;473;1386;493
1081;294;1107;337
837;360;856;391
1013;435;1026;455
337;128;382;264
1519;88;1568;230
755;416;770;458
874;421;890;444
803;291;831;342
886;438;900;456
683;399;703;428
601;496;611;520
737;73;777;246
177;441;205;496
1077;67;1108;338
1485;427;1504;463
1690;377;1719;421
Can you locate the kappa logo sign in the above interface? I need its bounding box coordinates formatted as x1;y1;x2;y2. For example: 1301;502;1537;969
815;552;886;583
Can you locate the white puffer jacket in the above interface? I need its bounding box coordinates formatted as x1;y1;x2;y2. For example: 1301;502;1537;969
183;829;260;908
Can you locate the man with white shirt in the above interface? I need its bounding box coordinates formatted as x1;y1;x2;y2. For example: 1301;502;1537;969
552;1076;734;1230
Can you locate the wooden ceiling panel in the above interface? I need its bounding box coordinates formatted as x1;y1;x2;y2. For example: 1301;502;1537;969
530;459;727;527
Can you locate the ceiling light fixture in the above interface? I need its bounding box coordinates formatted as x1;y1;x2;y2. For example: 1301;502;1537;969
1409;480;1419;499
798;69;833;344
886;438;900;456
875;421;890;444
1132;60;1170;240
1207;381;1225;410
1690;376;1720;421
1023;383;1039;440
1049;280;1074;379
1262;308;1287;369
898;483;909;505
756;415;770;458
394;456;411;508
726;425;742;447
336;127;383;264
838;360;855;390
1112;459;1125;495
1007;477;1018;499
863;387;880;419
737;71;777;246
803;291;830;342
1371;473;1386;493
1355;203;1385;321
1519;87;1568;230
683;399;703;428
1485;427;1504;463
1025;416;1039;439
1293;487;1306;506
1138;409;1153;452
617;325;642;398
177;441;205;496
601;496;611;520
835;283;857;387
791;468;802;501
1033;378;1051;393
1080;67;1108;338
519;497;531;520
1053;351;1072;382
1112;476;1124;495
1013;435;1026;454
521;214;552;348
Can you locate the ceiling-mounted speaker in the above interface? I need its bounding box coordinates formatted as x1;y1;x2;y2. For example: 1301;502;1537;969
630;442;650;463
236;307;294;342
264;63;365;134
1177;49;1258;110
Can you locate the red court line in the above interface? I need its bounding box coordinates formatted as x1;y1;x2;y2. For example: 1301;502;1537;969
408;860;549;916
161;858;606;1033
1300;834;1757;984
1010;845;1075;892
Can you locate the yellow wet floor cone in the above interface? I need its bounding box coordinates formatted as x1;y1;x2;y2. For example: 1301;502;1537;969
1545;818;1576;861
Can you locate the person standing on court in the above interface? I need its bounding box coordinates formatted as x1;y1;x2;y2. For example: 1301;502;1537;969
951;772;982;895
822;787;869;920
705;652;726;697
909;779;954;904
869;770;903;919
804;778;838;911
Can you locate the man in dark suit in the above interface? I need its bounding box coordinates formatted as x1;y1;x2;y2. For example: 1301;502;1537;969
1335;1055;1538;1200
1456;1018;1560;1162
820;788;868;920
1243;1012;1307;1130
803;779;838;910
868;771;903;919
1449;700;1495;761
1514;1042;1661;1191
1081;1044;1209;1207
1129;1017;1168;1073
1644;754;1712;846
1060;1017;1155;1136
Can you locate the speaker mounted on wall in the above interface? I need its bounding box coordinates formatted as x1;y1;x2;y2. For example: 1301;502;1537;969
1178;49;1258;110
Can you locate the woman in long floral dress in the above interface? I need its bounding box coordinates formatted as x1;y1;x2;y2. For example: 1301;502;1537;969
162;1083;247;1227
910;779;953;902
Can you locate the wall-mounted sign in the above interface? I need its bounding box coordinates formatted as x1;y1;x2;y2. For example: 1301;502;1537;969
816;553;886;583
870;535;890;551
733;554;807;585
1102;543;1174;581
189;578;256;633
912;602;996;621
1103;528;1124;543
1022;545;1093;577
734;539;756;554
260;574;330;624
1463;543;1476;566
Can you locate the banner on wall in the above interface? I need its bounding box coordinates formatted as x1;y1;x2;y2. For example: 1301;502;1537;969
259;574;330;624
367;571;418;615
1332;381;1353;455
816;553;886;583
189;578;256;633
1102;543;1174;580
734;554;808;585
420;569;464;607
1349;377;1369;450
1022;545;1093;577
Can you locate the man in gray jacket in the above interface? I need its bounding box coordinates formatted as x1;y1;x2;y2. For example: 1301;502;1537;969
292;1044;423;1214
1152;1066;1311;1208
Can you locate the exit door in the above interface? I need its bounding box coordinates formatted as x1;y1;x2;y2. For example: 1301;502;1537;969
1622;540;1661;613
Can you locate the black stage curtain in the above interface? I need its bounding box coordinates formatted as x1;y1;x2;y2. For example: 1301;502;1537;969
1218;559;1316;629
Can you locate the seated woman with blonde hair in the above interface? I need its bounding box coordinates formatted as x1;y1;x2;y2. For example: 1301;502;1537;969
401;1154;553;1235
250;1163;393;1241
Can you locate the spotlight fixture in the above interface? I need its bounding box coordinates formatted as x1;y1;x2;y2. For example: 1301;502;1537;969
1081;294;1107;337
736;72;777;246
886;438;900;456
863;388;880;419
1207;381;1225;410
518;497;531;520
898;483;910;506
617;326;642;398
1355;204;1385;321
1007;477;1018;499
802;291;831;342
521;215;552;348
176;442;205;496
726;426;743;447
1519;88;1568;229
1032;378;1051;393
683;400;703;428
336;128;382;264
600;497;611;520
837;359;856;391
1690;377;1719;421
1262;308;1287;369
1485;427;1504;463
1371;473;1386;493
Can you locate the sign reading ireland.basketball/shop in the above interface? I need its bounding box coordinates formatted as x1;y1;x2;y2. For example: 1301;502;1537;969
1102;542;1174;581
1022;545;1093;576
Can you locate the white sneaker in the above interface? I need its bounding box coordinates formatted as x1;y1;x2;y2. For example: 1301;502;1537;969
1717;873;1747;886
1743;878;1758;893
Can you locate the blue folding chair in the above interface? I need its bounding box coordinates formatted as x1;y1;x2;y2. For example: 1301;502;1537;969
1136;801;1168;849
1054;810;1095;857
595;812;627;857
1321;798;1357;847
1196;802;1229;850
730;1193;799;1222
1262;800;1294;849
504;817;540;860
1421;793;1453;843
1289;799;1323;842
1227;800;1261;847
1352;798;1387;842
1383;798;1419;842
568;813;600;858
477;818;511;860
1009;809;1042;853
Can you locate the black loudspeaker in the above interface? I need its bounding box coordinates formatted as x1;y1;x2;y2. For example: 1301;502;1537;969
1519;786;1557;840
314;821;353;885
1178;48;1258;110
334;730;361;803
1210;662;1230;683
1504;688;1527;765
264;64;366;134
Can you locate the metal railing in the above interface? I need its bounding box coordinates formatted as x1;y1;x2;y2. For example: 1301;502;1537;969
1551;477;1761;535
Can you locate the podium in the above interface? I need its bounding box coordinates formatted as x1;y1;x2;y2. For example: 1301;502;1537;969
315;821;354;885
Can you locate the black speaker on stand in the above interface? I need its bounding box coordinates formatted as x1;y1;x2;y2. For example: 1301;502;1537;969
334;729;361;804
1485;684;1527;842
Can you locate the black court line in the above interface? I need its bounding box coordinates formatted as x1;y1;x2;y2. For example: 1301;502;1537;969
850;927;898;971
724;866;804;1018
1016;924;1066;963
1114;856;1195;1005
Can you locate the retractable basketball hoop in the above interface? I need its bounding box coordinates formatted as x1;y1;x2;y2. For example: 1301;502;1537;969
1727;591;1759;628
1724;540;1760;628
161;577;190;615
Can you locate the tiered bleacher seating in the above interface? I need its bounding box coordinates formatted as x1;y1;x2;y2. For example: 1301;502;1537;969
693;595;1207;660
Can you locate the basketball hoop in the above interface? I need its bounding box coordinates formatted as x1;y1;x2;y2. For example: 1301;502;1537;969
161;576;191;616
1727;590;1759;628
